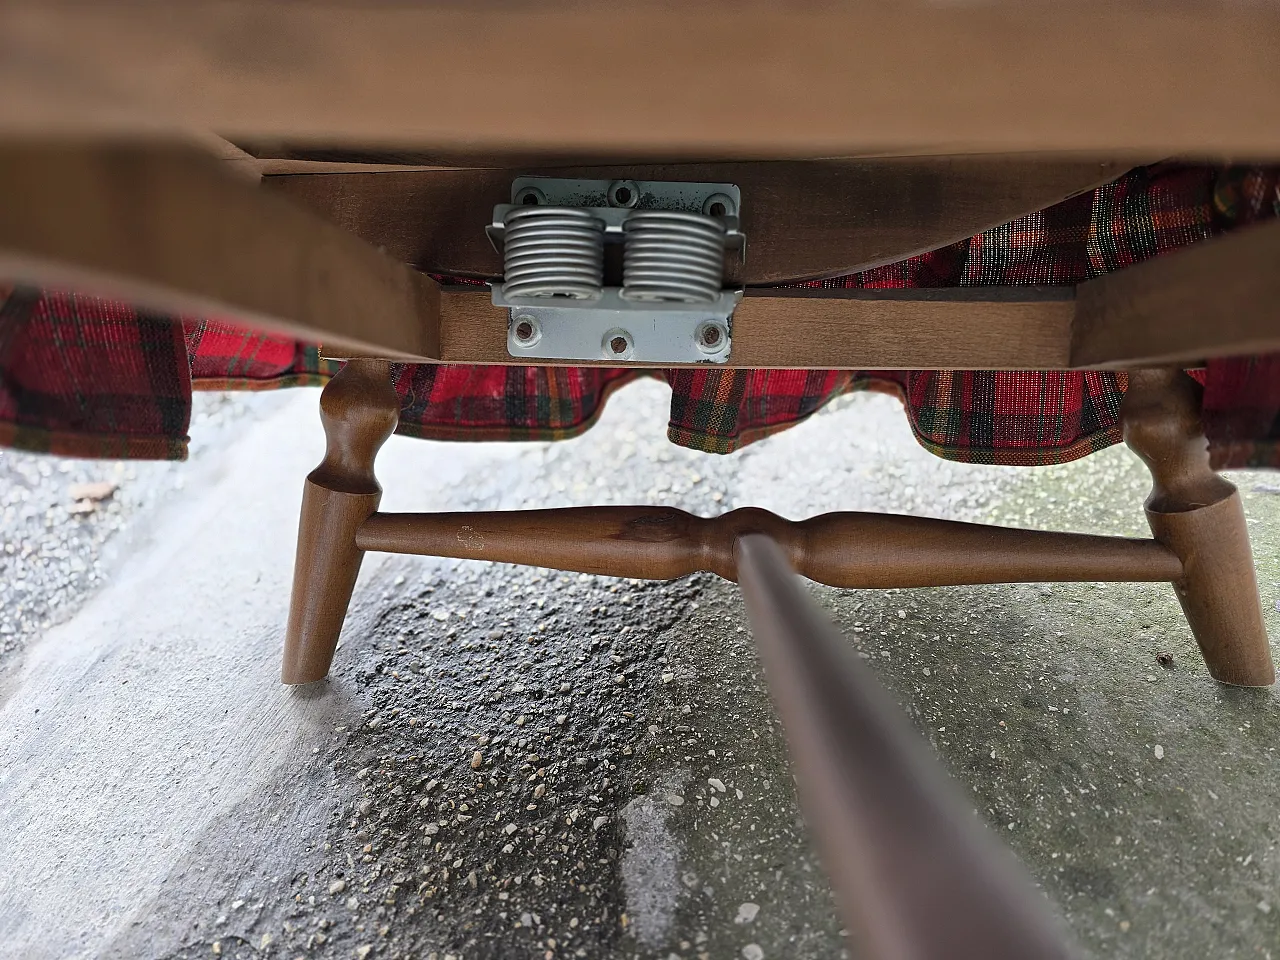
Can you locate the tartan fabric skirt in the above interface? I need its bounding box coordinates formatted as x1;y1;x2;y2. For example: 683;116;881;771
1;163;1278;469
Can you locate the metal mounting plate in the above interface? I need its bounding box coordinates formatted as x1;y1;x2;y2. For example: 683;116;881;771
497;288;740;364
510;177;741;215
491;176;745;363
487;178;746;257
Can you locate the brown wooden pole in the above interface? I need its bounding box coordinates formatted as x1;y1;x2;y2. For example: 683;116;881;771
1121;366;1269;686
282;359;399;685
355;505;1181;587
736;534;1076;959
0;142;442;361
1122;368;1275;686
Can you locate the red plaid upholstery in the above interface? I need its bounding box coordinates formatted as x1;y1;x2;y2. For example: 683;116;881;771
1;163;1278;468
0;287;189;460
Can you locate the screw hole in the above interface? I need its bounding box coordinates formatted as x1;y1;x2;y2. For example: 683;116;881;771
520;192;539;205
613;186;632;205
511;316;541;348
702;193;736;218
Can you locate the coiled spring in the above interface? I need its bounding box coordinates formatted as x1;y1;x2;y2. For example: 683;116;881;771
621;211;727;303
502;206;605;299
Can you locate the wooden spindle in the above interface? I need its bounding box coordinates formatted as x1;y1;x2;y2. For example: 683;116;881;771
1122;368;1275;686
283;359;399;684
355;505;1181;587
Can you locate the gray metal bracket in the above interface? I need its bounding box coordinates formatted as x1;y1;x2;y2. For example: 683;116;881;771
498;288;740;364
488;177;746;364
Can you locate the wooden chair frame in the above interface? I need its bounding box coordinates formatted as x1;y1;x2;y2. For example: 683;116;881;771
5;5;1280;952
283;360;1273;689
5;142;1280;372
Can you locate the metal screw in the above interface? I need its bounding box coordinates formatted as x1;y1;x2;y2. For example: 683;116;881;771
601;328;634;360
694;321;728;356
511;315;541;348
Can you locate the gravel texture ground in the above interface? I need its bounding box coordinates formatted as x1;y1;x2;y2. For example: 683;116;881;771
1;380;1278;960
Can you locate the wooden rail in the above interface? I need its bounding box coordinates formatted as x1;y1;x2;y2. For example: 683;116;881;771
1073;218;1280;368
3;141;1278;370
6;2;1280;157
0;141;440;359
354;505;1182;587
736;535;1076;958
436;286;1079;370
266;158;1136;285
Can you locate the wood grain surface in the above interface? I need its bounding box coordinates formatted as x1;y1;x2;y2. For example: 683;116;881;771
354;505;1182;588
284;359;400;685
1122;368;1275;687
4;2;1280;156
1073;220;1280;368
2;141;1275;372
433;287;1077;370
267;158;1136;284
0;141;440;359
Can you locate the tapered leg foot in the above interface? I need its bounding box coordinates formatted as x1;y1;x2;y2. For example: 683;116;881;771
1123;368;1275;686
283;359;399;684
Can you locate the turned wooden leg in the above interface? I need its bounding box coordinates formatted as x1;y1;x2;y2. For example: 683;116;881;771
1122;368;1275;687
283;359;399;684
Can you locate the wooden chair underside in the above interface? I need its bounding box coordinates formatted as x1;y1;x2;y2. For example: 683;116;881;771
281;359;1274;958
2;141;1279;372
7;7;1280;954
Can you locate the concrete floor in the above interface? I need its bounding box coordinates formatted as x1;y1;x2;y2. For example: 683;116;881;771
1;380;1278;960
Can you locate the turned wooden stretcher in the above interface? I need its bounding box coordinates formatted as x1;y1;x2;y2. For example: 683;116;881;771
5;3;1280;956
287;360;1272;688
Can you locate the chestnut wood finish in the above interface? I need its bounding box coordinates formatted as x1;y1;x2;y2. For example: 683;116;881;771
0;141;441;360
435;286;1078;370
5;2;1280;157
284;364;1272;690
736;534;1075;959
354;506;1182;588
3;141;1278;371
429;236;1280;367
431;274;1280;369
266;158;1136;285
282;359;400;685
320;274;1280;370
1122;368;1275;687
1074;219;1280;368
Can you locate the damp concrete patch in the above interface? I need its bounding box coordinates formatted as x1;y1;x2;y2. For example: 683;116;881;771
621;782;684;948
